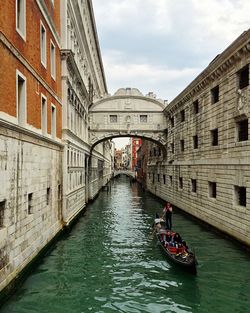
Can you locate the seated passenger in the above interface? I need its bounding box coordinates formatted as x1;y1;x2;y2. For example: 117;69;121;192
173;232;182;248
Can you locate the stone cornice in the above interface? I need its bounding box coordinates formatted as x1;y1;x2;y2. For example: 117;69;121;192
166;29;250;114
87;0;108;93
0;118;63;149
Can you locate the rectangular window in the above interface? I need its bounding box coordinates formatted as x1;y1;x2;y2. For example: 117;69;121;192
179;177;183;189
234;186;246;207
157;174;160;182
16;0;26;39
211;85;219;104
140;115;147;123
171;142;174;154
46;187;50;205
40;21;46;67
170;117;174;127
211;128;218;146
191;179;197;193
58;184;61;201
180;139;184;152
193;100;199;114
41;95;47;135
180;110;185;122
163;174;166;185
51;105;56;139
169;175;173;186
28;193;33;214
0;201;6;228
237;119;248;142
152;174;155;184
110;115;117;123
193;135;198;149
16;70;26;126
238;65;249;90
50;41;56;79
209;182;217;198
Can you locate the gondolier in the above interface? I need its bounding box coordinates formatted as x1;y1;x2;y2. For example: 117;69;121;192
163;202;173;230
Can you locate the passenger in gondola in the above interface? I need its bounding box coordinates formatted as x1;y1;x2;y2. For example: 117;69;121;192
163;230;172;247
173;232;182;248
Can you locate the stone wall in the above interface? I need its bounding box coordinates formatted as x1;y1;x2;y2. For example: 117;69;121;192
0;124;62;292
146;30;250;246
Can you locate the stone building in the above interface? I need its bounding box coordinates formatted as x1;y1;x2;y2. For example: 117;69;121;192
60;0;111;224
146;30;250;246
0;0;62;292
0;0;112;294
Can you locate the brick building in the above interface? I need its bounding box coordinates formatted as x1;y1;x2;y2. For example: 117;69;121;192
0;0;63;292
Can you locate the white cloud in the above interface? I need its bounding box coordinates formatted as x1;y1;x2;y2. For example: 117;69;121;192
102;50;201;101
92;0;250;100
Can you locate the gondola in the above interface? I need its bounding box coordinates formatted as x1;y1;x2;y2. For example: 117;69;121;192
153;218;197;274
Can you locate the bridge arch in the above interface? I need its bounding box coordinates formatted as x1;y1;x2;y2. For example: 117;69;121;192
89;88;168;154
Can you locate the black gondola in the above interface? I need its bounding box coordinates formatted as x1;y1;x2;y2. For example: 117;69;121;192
153;218;197;274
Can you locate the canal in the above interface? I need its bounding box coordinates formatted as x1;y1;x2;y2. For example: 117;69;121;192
1;176;250;313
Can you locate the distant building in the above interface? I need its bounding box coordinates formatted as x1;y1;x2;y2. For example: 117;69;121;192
131;138;142;170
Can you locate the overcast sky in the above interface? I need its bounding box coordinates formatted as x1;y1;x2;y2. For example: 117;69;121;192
92;0;250;148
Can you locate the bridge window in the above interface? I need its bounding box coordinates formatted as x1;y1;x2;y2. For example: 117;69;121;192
238;65;249;90
237;119;248;142
211;85;219;104
193;100;199;114
110;115;117;123
234;186;246;207
140;115;148;123
208;182;216;198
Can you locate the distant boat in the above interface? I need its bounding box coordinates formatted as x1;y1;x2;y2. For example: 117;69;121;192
153;218;197;274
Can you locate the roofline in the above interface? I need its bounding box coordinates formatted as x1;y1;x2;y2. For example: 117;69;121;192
88;0;108;93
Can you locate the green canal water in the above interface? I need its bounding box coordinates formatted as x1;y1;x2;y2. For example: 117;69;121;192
1;176;250;313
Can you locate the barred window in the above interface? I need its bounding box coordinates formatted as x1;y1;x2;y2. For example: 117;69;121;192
179;177;183;189
209;182;216;198
191;179;197;193
235;186;246;207
140;115;148;123
211;85;219;104
238;65;249;90
237;119;248;142
193;100;199;114
180;139;184;152
0;201;6;228
193;135;198;149
211;128;218;146
110;115;118;123
180;110;185;122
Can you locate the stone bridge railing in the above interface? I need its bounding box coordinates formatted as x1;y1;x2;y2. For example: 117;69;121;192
113;170;136;179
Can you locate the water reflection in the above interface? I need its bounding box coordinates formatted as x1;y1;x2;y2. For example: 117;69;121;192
1;176;250;313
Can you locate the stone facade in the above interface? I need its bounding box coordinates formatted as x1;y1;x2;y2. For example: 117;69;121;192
0;0;113;294
146;30;250;246
0;0;63;292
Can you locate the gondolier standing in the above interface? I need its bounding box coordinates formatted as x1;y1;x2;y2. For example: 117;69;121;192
163;202;173;230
